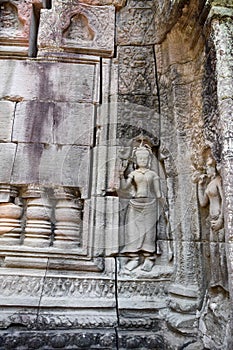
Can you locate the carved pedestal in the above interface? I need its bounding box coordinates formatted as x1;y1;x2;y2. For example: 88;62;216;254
23;185;52;247
54;187;82;249
0;185;22;245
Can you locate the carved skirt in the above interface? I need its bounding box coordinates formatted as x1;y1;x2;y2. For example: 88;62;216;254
121;198;158;254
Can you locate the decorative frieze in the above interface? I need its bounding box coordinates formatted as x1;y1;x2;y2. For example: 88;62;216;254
118;279;169;299
0;275;113;298
0;329;168;350
2;312;117;330
0;274;170;300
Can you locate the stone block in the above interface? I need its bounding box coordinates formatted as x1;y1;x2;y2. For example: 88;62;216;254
0;60;97;103
117;277;169;310
11;142;44;184
53;103;95;146
12;101;54;143
117;95;160;143
92;146;119;196
11;144;91;197
39;275;116;308
92;196;120;256
0;100;15;142
0;143;17;183
12;102;95;145
0;274;43;306
117;0;156;45
118;46;157;95
38;2;115;57
0;0;35;57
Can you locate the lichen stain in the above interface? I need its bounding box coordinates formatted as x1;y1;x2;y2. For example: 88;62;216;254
24;143;44;183
24;101;53;143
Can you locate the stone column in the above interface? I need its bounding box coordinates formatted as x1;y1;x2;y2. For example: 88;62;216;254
23;185;52;247
0;185;22;245
53;187;82;249
167;138;202;334
205;6;233;348
209;4;233;297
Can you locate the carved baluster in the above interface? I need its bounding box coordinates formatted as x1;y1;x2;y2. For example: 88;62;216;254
54;187;82;249
23;185;52;247
0;185;22;245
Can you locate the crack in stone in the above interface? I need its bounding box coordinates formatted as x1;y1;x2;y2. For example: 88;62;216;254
35;257;49;327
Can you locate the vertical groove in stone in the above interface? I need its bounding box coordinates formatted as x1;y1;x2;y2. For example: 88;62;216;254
28;5;41;58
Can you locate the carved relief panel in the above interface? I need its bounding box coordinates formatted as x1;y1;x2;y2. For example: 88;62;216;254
117;137;173;277
38;0;115;57
118;46;157;95
193;150;228;291
0;0;43;56
117;0;156;46
0;2;22;37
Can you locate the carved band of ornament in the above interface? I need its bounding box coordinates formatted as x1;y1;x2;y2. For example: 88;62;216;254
0;276;115;298
0;275;169;298
118;280;168;297
7;313;117;329
0;331;165;349
6;313;157;330
53;0;126;9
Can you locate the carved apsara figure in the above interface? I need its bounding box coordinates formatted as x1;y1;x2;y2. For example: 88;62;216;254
119;143;163;272
198;157;224;232
197;156;228;290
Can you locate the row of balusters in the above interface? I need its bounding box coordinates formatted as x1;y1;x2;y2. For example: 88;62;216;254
0;185;83;248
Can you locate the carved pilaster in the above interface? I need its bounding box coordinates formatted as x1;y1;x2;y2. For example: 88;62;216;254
0;185;22;245
210;8;233;347
166;120;202;334
54;187;82;249
22;185;52;247
207;6;233;296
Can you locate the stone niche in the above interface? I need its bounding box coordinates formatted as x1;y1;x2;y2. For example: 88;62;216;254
38;0;115;58
0;0;44;57
0;0;232;349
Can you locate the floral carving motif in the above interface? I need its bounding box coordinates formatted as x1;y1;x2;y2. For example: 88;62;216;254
7;313;117;330
118;46;157;95
0;330;167;349
118;280;169;298
202;37;222;163
117;1;156;45
0;275;115;299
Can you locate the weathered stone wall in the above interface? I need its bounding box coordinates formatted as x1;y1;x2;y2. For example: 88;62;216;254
0;0;232;349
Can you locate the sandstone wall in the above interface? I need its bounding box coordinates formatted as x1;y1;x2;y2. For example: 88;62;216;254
0;0;232;349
